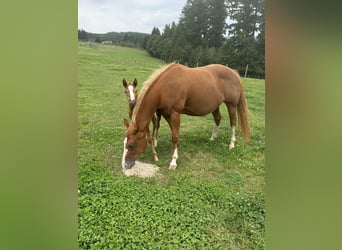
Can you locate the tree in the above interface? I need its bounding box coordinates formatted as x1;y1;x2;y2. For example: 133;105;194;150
170;23;190;63
188;45;204;66
146;27;162;57
180;0;210;48
143;0;264;77
207;0;228;48
78;29;88;41
158;23;176;62
177;0;228;65
255;3;265;76
224;0;265;77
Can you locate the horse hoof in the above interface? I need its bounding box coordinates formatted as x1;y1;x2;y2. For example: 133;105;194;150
154;156;159;161
169;164;177;170
210;137;215;141
229;143;235;149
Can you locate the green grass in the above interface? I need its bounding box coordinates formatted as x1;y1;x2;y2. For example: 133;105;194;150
78;42;265;249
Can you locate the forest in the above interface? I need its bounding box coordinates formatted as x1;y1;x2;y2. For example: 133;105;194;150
78;0;264;78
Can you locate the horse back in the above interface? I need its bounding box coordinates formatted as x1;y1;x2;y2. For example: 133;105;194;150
158;64;241;115
203;64;242;104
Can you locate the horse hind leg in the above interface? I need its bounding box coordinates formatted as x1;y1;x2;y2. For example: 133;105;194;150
146;125;159;161
151;111;161;147
210;108;221;141
155;112;161;146
151;115;157;146
226;103;237;149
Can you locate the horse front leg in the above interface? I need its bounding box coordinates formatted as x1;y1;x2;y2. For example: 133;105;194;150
165;111;180;170
210;108;221;141
169;147;178;170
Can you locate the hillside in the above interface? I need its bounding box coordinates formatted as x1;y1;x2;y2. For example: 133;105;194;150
79;30;149;48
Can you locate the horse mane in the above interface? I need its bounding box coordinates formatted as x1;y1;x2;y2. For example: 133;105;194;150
132;63;177;123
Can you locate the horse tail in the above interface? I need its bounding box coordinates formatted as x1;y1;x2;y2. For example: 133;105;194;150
237;82;250;142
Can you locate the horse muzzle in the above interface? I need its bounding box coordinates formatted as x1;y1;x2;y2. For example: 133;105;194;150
123;158;135;169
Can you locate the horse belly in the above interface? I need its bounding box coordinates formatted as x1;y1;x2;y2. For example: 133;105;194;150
182;93;223;116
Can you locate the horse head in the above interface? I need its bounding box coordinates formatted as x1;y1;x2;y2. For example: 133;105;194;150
122;78;138;107
122;119;148;169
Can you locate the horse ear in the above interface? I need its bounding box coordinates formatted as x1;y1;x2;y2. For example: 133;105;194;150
133;78;138;87
123;79;127;87
123;118;130;128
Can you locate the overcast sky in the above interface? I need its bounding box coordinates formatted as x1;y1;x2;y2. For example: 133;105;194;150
78;0;187;34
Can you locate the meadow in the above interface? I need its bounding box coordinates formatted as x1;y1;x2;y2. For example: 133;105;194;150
78;42;265;249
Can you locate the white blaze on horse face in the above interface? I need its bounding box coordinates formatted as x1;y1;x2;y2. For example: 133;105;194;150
122;137;128;168
127;85;135;103
229;126;236;149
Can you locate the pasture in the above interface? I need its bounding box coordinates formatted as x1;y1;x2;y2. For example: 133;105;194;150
78;43;265;249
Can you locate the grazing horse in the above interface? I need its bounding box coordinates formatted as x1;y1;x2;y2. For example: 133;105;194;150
122;63;250;170
122;79;162;145
122;78;161;161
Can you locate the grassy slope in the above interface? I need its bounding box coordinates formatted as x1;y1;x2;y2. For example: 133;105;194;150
78;42;265;249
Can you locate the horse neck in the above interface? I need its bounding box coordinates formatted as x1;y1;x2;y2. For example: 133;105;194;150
133;88;159;132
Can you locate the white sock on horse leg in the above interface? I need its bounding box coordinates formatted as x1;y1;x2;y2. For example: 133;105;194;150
229;126;236;149
210;125;219;141
169;148;178;170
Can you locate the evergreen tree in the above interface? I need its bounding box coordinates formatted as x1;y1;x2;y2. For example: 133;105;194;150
169;22;190;64
207;0;228;48
158;24;176;62
255;3;265;76
224;0;264;77
180;0;209;48
146;27;162;57
78;29;88;40
178;0;228;65
143;0;264;77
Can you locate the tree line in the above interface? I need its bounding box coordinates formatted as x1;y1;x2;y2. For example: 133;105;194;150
146;0;264;78
78;0;264;78
78;30;149;48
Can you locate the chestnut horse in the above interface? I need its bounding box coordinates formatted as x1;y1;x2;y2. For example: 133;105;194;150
122;79;162;145
122;78;161;161
122;63;250;170
122;78;138;119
